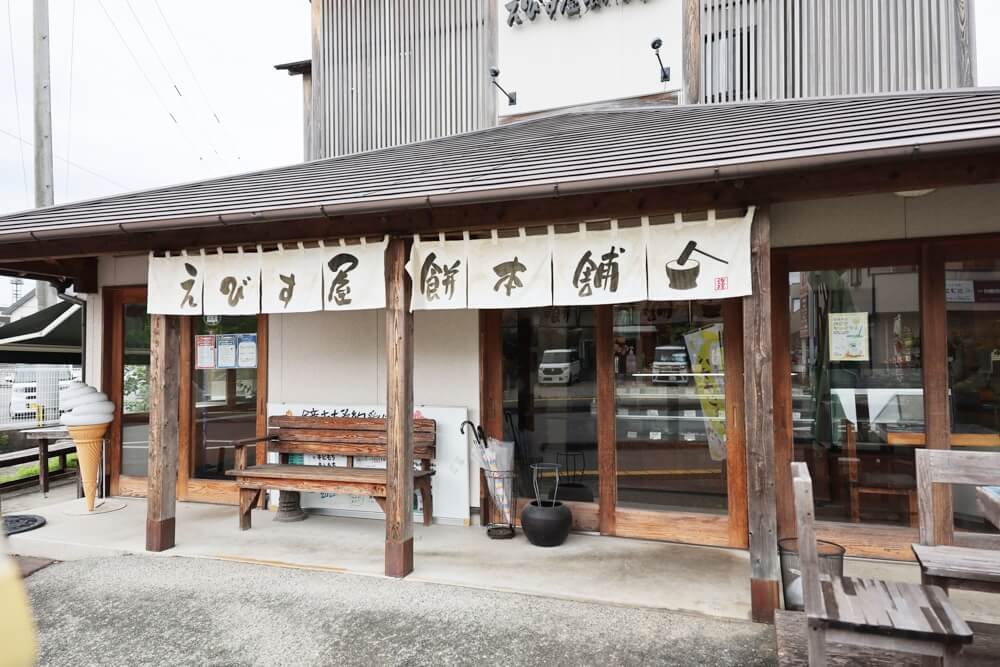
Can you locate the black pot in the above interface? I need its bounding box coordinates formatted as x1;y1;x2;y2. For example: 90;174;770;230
520;500;572;547
549;483;593;503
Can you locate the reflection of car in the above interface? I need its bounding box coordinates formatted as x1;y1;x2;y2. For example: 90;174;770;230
651;345;689;384
9;371;77;420
539;349;581;385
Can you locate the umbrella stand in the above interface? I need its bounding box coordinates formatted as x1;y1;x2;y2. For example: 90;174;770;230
462;420;517;539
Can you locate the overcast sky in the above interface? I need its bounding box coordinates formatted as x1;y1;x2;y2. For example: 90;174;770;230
0;2;998;305
0;0;309;218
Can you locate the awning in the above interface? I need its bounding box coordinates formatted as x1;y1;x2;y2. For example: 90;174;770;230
0;301;81;364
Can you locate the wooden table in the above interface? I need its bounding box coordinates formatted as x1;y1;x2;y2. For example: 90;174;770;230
978;486;1000;530
20;425;80;496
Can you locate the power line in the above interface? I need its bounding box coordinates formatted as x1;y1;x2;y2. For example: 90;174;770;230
151;0;242;162
124;0;182;97
64;0;76;201
0;126;129;190
95;0;210;171
5;1;30;203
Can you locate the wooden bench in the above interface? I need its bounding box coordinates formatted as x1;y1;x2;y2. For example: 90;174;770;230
792;462;972;666
913;449;1000;595
0;440;77;493
227;416;435;531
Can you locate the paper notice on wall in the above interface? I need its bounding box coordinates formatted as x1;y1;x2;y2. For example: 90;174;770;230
195;335;216;369
467;233;552;309
202;250;261;316
237;333;257;368
216;334;237;368
147;252;204;315
647;208;754;301
552;225;647;306
683;323;727;461
261;247;324;313
829;312;869;361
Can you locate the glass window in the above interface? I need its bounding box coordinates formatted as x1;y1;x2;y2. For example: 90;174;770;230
613;301;729;513
120;304;151;476
789;266;923;527
191;316;259;480
946;259;1000;534
503;307;598;503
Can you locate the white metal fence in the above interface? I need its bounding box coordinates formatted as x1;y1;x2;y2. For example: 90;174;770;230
700;0;976;104
0;364;81;430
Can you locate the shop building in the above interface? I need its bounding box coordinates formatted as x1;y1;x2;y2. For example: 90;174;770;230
1;3;997;624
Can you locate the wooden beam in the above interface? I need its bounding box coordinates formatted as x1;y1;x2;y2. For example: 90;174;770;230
682;0;701;104
770;250;795;540
478;309;503;526
595;305;616;536
146;314;180;552
384;237;414;578
742;207;781;623
920;241;954;545
0;257;97;292
722;298;748;548
1;151;998;262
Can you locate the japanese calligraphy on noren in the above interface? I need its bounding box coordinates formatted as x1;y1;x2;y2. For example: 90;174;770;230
327;253;359;306
573;245;624;297
220;274;253;307
493;257;527;296
419;252;461;302
180;262;199;308
277;273;296;308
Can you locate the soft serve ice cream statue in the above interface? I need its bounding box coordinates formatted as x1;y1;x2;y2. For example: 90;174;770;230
59;382;115;511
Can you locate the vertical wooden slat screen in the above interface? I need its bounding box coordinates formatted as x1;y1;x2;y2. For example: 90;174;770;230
699;0;975;104
310;0;496;159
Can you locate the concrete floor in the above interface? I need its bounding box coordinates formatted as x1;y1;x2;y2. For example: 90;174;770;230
25;557;778;666
6;489;999;625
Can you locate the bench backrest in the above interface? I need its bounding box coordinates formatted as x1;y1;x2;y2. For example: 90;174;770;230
267;416;436;466
916;449;1000;546
791;462;825;619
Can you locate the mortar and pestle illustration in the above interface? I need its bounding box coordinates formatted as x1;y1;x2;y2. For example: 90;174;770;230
665;241;729;290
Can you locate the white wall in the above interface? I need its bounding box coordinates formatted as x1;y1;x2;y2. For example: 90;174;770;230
497;0;682;116
268;308;482;505
771;183;1000;248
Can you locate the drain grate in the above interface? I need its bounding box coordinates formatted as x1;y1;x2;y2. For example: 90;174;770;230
3;514;47;536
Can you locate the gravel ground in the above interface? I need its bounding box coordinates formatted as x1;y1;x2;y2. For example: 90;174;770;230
25;556;777;666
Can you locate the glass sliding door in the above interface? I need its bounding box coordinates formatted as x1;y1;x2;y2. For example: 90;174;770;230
613;301;729;513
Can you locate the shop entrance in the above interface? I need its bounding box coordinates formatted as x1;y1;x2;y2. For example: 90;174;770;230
494;300;747;548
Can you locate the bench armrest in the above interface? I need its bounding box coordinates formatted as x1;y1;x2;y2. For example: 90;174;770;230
205;435;275;471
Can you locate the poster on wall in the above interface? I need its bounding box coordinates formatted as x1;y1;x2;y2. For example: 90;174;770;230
829;312;870;361
647;208;755;301
147;252;205;316
552;224;647;306
195;335;216;369
406;237;468;310
260;246;324;313
202;250;262;315
237;333;258;369
267;403;471;524
321;239;388;311
216;334;237;368
467;233;552;309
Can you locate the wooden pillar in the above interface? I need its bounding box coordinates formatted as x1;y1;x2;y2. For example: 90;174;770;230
384;237;414;578
595;305;616;535
146;314;180;552
478;309;503;525
722;299;748;548
682;0;701;104
742;208;781;623
770;250;795;540
920;242;954;545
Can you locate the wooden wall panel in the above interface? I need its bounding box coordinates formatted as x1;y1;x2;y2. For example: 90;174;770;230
722;298;748;548
770;251;794;540
595;305;616;535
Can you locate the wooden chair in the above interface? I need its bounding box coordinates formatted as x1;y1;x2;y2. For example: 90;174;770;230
791;462;972;666
913;449;1000;595
843;421;918;527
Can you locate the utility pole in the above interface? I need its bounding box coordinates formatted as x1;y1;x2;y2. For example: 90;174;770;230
33;0;57;308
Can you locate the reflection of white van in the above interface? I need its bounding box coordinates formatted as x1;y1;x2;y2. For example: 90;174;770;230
538;349;581;385
9;370;76;420
651;345;688;384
